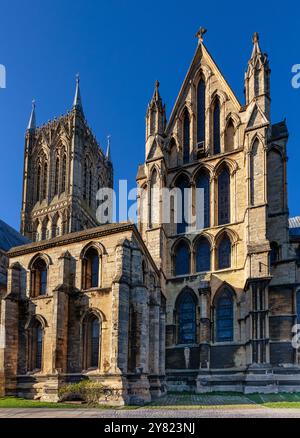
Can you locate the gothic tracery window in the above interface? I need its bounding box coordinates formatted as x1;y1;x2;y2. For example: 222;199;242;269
224;119;234;152
82;313;101;369
27;318;44;372
54;157;59;196
195;237;211;272
183;109;190;164
215;288;234;342
197;77;206;145
218;234;232;270
36;163;42;203
218;166;230;225
175;174;190;234
174;240;190;276
213;98;221;154
196;170;210;229
82;247;100;289
30;258;48;297
176;289;197;344
42;162;48;200
61;154;67;193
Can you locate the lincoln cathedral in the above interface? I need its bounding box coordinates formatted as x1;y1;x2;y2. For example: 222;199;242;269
1;29;300;405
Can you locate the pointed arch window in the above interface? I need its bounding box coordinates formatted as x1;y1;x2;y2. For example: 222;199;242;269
83;160;88;200
224;119;235;152
28;318;43;372
150;168;160;227
213;99;221;154
218;234;232;270
195;237;211;272
254;67;260;96
174;240;190;276
175;174;190;234
183;109;190;164
218;167;230;225
30;258;48;297
196;170;210;229
82;247;100;289
88;169;93;206
215;288;234;342
36;163;41;202
61;154;67;193
82;313;101;369
176;289;197;344
54;157;59;196
197;78;206;144
42;162;48;200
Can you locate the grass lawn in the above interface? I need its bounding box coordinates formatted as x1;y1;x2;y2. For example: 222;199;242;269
2;392;300;409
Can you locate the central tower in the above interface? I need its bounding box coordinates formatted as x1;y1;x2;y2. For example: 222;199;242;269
21;77;113;241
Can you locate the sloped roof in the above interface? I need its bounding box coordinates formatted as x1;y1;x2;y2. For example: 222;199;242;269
289;217;300;238
0;219;30;252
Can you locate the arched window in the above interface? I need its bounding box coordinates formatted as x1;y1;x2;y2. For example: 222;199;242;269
54;157;59;196
36;163;41;202
197;78;206;144
176;289;197;344
195;237;211;272
88;169;93;206
83;160;88;200
213;99;221;154
150;168;159;227
224;119;234;152
42;162;48;200
82;313;101;369
174;240;190;276
218;167;230;225
169;138;177;168
270;242;279;265
175;174;190;234
297;290;300;324
254;67;260;96
61;154;67;193
30;258;48;297
218;234;232;270
215;288;234;342
82;247;100;289
195;170;210;229
183;109;190;164
28;318;43;372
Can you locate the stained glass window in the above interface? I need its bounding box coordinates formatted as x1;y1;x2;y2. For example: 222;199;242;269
216;288;233;342
218;235;231;270
176;174;190;234
36;164;41;202
174;240;190;276
28;319;43;371
183;109;190;164
31;258;48;296
196;171;210;229
91;317;100;368
83;248;100;289
197;78;206;144
213;99;221;154
36;324;43;369
177;290;196;344
61;154;67;193
195;237;211;272
43;162;48;200
218;167;230;225
54;157;59;195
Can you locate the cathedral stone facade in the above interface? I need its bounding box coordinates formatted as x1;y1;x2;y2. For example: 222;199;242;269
1;30;300;403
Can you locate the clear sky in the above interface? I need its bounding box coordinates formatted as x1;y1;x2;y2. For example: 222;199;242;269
0;0;299;230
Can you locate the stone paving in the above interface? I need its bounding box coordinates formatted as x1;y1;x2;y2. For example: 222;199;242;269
149;393;255;406
1;407;300;418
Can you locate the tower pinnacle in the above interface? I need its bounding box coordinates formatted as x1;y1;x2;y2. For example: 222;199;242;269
73;74;83;114
27;100;36;131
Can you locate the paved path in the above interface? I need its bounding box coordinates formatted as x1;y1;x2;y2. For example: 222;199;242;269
1;407;300;418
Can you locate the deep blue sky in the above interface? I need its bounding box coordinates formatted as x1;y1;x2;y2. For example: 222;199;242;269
0;0;299;230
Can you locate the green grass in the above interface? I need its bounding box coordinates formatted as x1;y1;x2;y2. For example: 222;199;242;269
0;397;116;409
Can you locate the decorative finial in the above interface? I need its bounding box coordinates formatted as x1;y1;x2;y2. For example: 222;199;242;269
155;80;160;90
252;32;259;44
76;73;80;84
196;27;207;44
